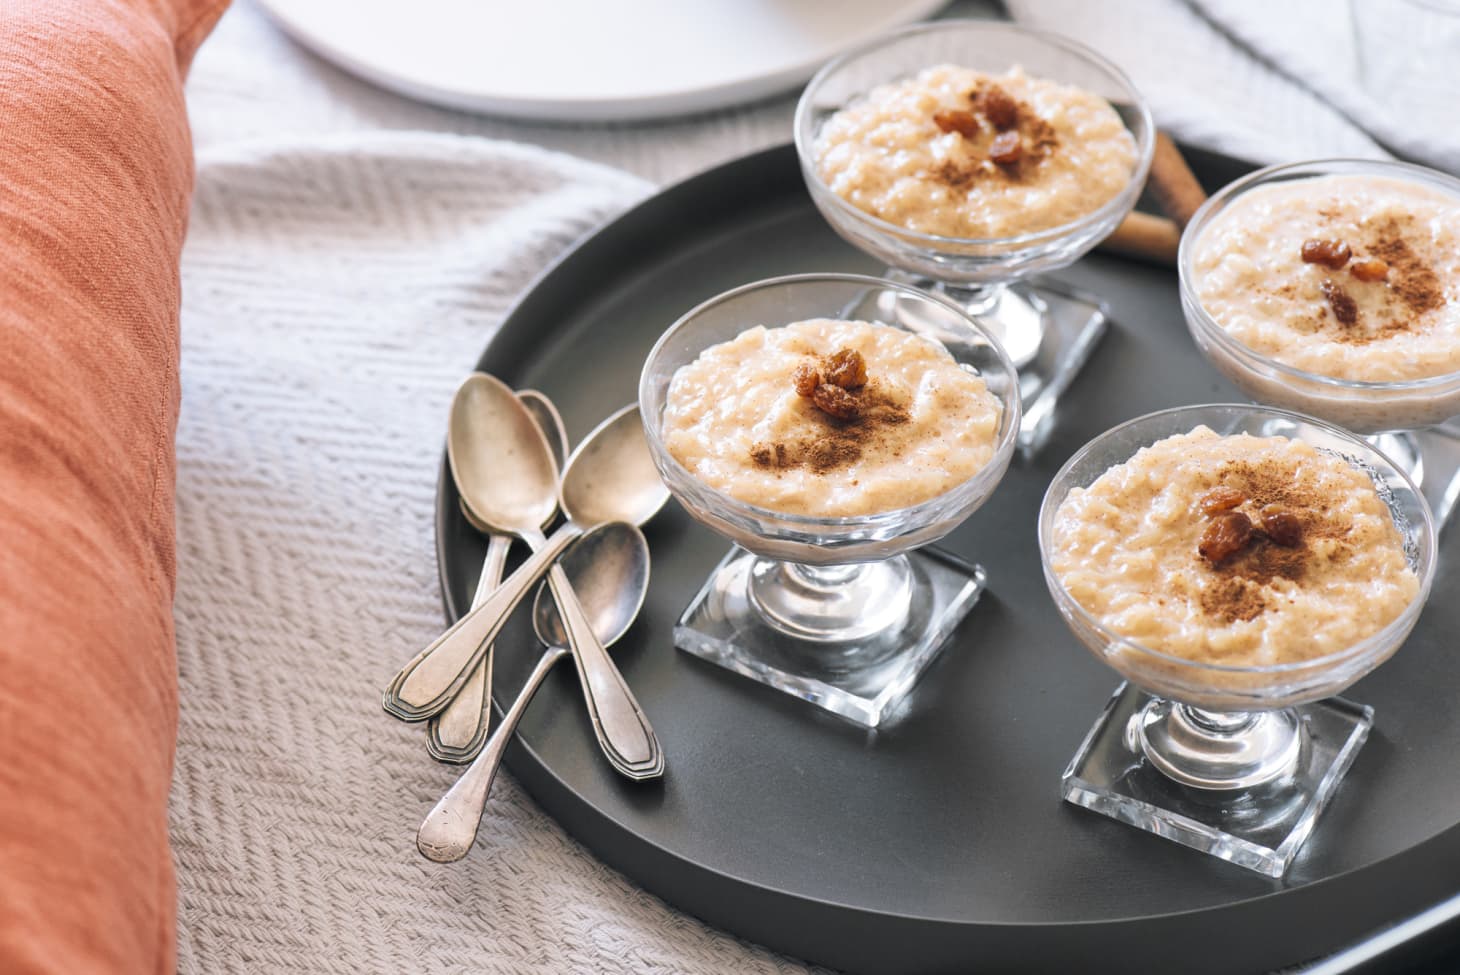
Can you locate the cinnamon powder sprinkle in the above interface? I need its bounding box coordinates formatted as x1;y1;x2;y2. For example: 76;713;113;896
750;348;911;475
931;82;1059;187
1194;458;1344;624
1365;218;1445;316
1299;214;1448;345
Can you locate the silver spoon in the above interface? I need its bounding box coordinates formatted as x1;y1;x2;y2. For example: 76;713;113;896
552;403;668;779
416;521;650;862
384;375;559;719
427;389;570;764
384;390;668;778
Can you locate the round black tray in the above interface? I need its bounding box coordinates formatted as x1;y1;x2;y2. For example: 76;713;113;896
435;144;1460;974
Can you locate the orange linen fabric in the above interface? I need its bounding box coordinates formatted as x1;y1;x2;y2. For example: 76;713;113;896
0;0;226;972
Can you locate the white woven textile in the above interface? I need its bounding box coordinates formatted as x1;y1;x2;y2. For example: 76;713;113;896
169;132;831;974
1007;0;1460;175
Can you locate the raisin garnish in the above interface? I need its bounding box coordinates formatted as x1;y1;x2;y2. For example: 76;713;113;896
1350;258;1389;282
811;383;861;421
989;131;1022;165
1301;238;1352;269
1200;486;1246;515
1260;506;1303;547
932;110;980;139
980;85;1020;130
793;362;821;398
824;348;868;390
1320;279;1359;326
1199;510;1254;563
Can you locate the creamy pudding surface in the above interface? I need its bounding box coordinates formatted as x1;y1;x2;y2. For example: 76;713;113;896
813;65;1138;238
1192;174;1460;382
1050;427;1418;667
661;319;1002;517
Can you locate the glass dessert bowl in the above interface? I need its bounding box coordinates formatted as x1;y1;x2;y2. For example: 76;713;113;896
1181;158;1460;528
1039;404;1435;877
794;20;1154;452
640;273;1020;727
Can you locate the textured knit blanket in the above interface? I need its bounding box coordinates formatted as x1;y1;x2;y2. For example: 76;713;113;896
169;133;832;973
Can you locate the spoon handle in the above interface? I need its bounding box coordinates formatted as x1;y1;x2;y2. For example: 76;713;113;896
427;533;511;762
383;523;581;721
533;544;663;779
417;645;569;862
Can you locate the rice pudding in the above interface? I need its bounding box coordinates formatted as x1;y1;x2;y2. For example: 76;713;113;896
813;65;1139;239
1050;427;1418;668
1191;174;1460;384
661;319;1002;517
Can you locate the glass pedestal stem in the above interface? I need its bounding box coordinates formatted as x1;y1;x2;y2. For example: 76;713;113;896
748;556;913;649
1133;699;1304;791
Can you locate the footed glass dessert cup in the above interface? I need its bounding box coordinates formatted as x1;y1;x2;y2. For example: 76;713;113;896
1039;404;1435;877
794;21;1154;453
1181;158;1460;529
640;273;1020;727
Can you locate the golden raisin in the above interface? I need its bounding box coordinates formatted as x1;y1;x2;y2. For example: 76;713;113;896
1260;506;1303;547
1301;238;1351;269
980;85;1020;130
989;131;1022;165
811;383;861;421
1320;279;1359;326
1200;486;1246;515
1199;511;1253;563
824;348;868;389
932;110;980;139
1350;258;1389;282
792;362;821;398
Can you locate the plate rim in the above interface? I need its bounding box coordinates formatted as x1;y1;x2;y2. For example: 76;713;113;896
254;0;949;122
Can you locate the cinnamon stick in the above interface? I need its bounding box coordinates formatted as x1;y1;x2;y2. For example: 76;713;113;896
1147;132;1209;229
1098;211;1181;267
1093;134;1210;267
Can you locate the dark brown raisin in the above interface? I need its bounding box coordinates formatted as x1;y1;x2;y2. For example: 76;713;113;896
932;110;980;139
1320;279;1359;326
989;131;1022;165
1301;238;1351;269
1350;258;1389;282
811;383;861;420
1199;510;1254;563
824;348;868;389
1260;506;1304;547
981;85;1020;130
1200;486;1246;515
792;361;821;398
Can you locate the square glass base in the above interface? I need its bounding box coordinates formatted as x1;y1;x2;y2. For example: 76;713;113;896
1061;683;1373;878
674;547;985;727
887;274;1108;455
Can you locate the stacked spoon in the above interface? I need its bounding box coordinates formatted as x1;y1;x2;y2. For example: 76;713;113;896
381;373;669;857
426;389;570;763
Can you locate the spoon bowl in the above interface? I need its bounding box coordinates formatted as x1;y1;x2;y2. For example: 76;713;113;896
518;389;571;471
560;404;670;528
534;517;651;651
447;372;558;536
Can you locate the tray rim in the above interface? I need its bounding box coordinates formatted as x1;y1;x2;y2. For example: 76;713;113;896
432;141;1460;970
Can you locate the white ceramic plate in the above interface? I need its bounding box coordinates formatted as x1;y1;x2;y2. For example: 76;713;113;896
255;0;948;121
